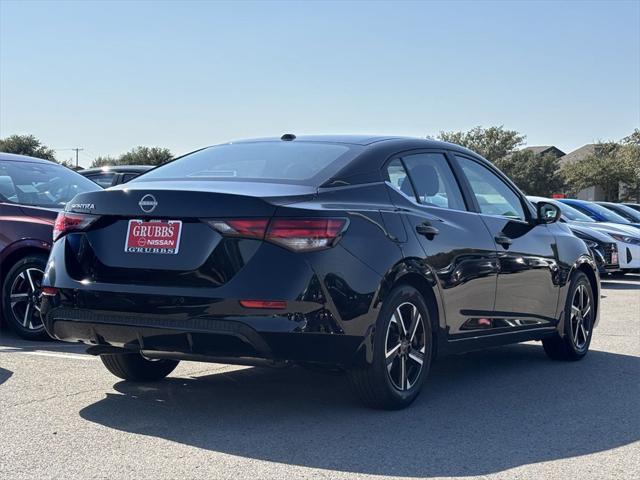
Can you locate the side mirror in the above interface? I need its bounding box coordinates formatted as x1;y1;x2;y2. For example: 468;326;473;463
537;201;561;224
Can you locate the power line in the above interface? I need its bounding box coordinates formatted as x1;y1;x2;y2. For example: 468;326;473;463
54;147;84;167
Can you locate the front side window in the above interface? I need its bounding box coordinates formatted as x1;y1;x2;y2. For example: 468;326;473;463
456;156;526;220
0;160;99;208
403;153;466;210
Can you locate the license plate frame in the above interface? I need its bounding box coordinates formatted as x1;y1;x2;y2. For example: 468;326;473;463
124;219;183;255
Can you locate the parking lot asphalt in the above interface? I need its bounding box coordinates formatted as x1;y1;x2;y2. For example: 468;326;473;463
1;275;638;480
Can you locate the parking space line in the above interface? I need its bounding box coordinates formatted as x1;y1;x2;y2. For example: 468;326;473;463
0;349;97;361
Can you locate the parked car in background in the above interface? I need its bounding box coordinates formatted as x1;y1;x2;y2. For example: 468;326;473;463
546;198;640;273
0;153;101;339
528;197;619;275
559;198;640;230
597;201;640;224
80;165;153;188
42;135;600;409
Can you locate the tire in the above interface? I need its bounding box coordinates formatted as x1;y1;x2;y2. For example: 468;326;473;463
542;271;594;361
348;285;433;410
1;254;50;340
100;353;179;381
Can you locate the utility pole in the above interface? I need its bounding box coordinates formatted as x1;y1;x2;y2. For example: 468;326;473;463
54;147;84;168
71;148;84;168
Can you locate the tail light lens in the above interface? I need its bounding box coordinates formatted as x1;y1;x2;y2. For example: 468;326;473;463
207;219;269;238
266;218;346;251
53;212;99;242
206;218;347;252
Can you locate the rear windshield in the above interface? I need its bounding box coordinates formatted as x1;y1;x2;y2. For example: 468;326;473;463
134;142;359;185
0;160;100;208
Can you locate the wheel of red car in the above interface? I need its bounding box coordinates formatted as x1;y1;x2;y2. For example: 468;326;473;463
2;254;50;340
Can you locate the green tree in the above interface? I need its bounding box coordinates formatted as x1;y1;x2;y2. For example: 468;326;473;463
619;129;640;201
562;142;633;201
621;128;640;146
118;146;172;166
437;126;526;162
495;150;564;196
0;134;56;161
90;156;118;168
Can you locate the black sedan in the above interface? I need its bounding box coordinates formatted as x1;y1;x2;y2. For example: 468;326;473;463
80;165;153;188
41;135;600;409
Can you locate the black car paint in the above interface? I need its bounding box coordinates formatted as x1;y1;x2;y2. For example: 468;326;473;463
41;137;599;368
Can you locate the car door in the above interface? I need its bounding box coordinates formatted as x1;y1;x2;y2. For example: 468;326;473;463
385;151;499;335
453;154;560;327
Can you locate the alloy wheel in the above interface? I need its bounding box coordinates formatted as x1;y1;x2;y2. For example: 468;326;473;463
9;267;45;331
385;301;427;391
570;284;592;350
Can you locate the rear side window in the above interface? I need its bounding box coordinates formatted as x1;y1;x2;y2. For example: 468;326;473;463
400;153;466;211
456;156;526;220
135;142;358;186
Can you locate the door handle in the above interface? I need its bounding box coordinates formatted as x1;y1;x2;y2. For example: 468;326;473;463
416;222;439;238
494;235;512;247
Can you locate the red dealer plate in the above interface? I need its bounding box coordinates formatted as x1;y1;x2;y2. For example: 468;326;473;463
125;220;182;254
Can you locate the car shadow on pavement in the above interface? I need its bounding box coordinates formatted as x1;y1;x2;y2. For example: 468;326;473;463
0;367;13;386
79;343;640;477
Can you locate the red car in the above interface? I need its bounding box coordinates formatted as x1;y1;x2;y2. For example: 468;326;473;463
0;152;100;339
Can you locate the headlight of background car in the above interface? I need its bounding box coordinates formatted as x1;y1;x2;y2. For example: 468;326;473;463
609;233;640;245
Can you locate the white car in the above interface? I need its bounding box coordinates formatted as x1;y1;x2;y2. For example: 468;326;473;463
528;197;640;272
585;222;640;272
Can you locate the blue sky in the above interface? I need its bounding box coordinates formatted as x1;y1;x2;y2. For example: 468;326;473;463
1;0;638;167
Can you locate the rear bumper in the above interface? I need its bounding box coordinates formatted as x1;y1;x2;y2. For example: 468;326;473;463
43;303;363;367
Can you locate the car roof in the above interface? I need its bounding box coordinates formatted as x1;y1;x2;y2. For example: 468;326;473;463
231;135;409;146
0;152;54;164
559;198;588;205
81;165;153;174
229;134;468;150
527;195;554;204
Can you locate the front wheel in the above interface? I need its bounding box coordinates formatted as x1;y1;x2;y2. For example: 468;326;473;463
348;285;433;409
542;271;594;361
100;353;179;381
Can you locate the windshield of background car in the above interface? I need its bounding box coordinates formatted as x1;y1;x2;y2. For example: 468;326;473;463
134;142;361;186
0;160;100;208
581;202;631;223
556;202;596;222
610;203;640;222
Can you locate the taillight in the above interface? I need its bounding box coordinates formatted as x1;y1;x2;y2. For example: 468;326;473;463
207;219;268;238
206;218;347;252
266;218;347;251
53;212;99;242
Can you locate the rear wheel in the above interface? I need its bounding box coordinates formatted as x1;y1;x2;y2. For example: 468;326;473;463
543;271;594;361
100;353;179;381
348;285;432;409
2;254;49;340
